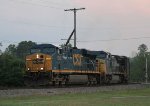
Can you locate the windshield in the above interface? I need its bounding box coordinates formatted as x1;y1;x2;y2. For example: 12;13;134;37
98;53;107;58
30;48;55;54
43;48;55;54
31;49;41;54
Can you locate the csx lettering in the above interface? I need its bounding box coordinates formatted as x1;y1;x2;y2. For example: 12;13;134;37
73;54;81;66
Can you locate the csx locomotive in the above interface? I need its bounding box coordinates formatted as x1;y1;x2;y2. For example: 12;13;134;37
25;44;130;86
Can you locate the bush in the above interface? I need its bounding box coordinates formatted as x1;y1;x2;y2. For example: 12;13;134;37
0;53;25;86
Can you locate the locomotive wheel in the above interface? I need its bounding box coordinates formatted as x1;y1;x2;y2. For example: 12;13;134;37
52;74;70;86
52;81;56;86
96;75;101;85
24;76;38;87
59;81;62;86
64;75;70;85
119;75;128;84
87;75;97;86
119;75;125;83
105;75;112;84
24;72;52;87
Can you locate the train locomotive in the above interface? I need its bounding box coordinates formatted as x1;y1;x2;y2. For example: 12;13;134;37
25;44;130;86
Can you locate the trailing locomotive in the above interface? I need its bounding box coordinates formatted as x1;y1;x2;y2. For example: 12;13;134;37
25;44;129;86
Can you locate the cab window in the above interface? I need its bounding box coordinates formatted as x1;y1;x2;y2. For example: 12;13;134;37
43;48;55;54
31;49;41;54
99;53;107;58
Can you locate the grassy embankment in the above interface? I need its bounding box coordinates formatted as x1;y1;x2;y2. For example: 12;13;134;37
0;88;150;106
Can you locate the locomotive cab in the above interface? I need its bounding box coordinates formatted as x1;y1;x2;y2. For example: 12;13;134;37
26;53;52;72
25;44;58;73
24;44;60;86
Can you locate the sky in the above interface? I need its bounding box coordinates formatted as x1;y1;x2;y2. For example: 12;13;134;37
0;0;150;57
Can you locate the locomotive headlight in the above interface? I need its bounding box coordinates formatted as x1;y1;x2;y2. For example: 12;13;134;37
40;68;44;70
28;68;30;71
36;54;39;58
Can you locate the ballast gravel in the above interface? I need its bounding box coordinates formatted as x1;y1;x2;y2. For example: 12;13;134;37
0;84;149;97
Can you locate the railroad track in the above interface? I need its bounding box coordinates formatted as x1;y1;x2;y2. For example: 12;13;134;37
15;82;141;89
0;83;148;98
0;81;142;90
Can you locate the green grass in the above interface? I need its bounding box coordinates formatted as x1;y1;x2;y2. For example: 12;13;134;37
0;88;150;106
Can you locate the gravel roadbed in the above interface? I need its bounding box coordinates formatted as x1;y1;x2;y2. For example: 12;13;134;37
0;84;150;97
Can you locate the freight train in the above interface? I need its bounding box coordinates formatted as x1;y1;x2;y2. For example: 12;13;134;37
25;44;130;86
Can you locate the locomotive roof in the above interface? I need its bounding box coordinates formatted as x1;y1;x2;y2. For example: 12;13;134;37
98;51;111;54
31;44;58;49
72;49;111;57
112;55;128;59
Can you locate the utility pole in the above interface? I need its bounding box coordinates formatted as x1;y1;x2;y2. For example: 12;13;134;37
145;56;148;83
144;53;149;83
64;8;85;48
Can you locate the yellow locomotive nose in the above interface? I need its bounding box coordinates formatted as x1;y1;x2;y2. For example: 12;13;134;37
26;53;52;72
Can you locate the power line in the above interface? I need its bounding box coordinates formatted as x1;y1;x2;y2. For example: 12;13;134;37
1;19;150;43
1;36;150;45
36;0;69;6
7;0;63;10
77;36;150;43
0;40;62;45
36;0;62;5
1;18;149;32
0;19;74;30
1;19;149;33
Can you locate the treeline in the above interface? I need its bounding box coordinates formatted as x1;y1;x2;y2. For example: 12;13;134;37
130;44;150;82
0;41;149;86
0;41;36;86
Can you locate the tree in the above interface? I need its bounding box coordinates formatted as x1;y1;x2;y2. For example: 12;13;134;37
138;44;148;55
0;53;24;86
0;42;2;55
130;56;145;82
130;44;150;82
4;41;36;59
16;41;36;59
5;44;17;56
0;41;36;86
